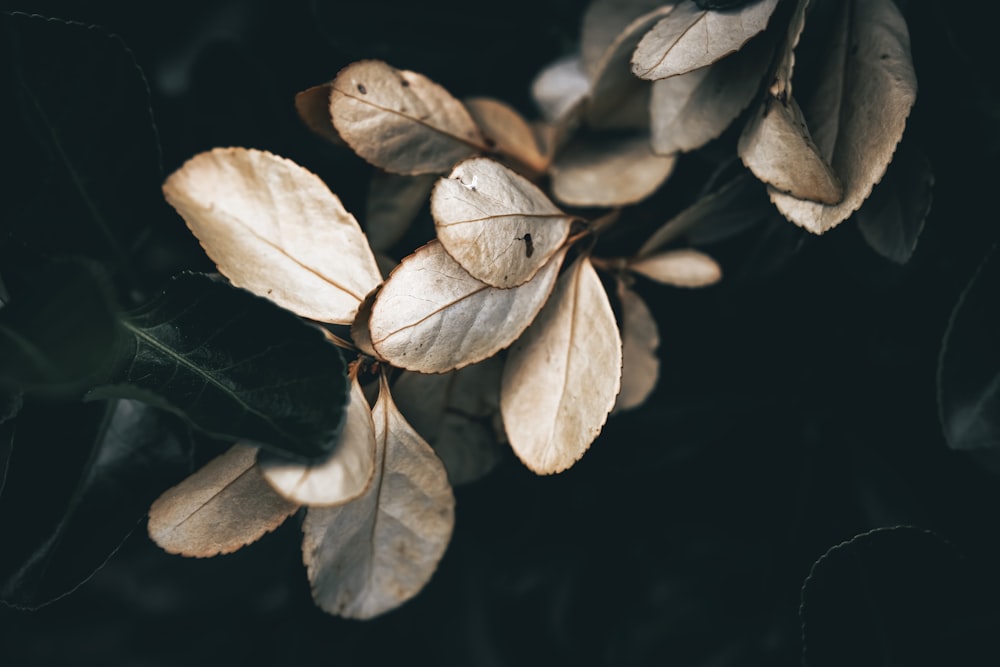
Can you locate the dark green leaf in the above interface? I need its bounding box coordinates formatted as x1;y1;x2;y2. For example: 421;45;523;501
938;247;1000;451
0;399;192;608
856;139;933;264
0;12;163;284
90;273;351;463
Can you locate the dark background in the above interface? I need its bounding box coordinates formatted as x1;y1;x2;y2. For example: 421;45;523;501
2;1;999;665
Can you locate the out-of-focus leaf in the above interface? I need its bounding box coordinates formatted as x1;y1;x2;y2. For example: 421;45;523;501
0;13;162;281
650;32;772;155
89;273;351;463
856;139;933;264
294;83;344;145
695;0;758;7
801;527;979;667
303;375;454;619
769;0;917;234
0;258;129;398
163;147;381;325
632;0;779;80
392;358;505;485
613;282;659;413
147;444;298;558
629;249;722;287
258;378;376;506
501;257;622;474
581;0;674;80
0;399;192;608
369;242;566;373
329;60;488;175
365;172;436;252
550;134;676;207
432;158;573;288
464;97;550;176
938;248;1000;451
530;54;590;128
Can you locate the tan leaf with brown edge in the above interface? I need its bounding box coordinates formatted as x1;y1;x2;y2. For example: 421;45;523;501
258;377;377;507
629;249;722;287
500;256;622;475
303;374;455;620
582;0;678;79
365;172;437;252
147;444;299;558
551;135;676;207
330;60;488;175
295;83;344;145
614;282;660;413
432;158;573;288
464;97;550;176
769;0;917;234
162;147;381;325
631;0;780;80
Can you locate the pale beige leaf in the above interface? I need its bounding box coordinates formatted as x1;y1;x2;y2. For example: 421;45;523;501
500;257;622;474
330;60;487;175
650;32;772;154
629;249;722;287
582;0;677;79
432;158;573;288
147;444;299;558
614;282;659;413
365;172;436;252
162;147;382;324
303;375;455;619
530;53;590;128
393;358;504;485
632;0;780;80
769;0;917;234
369;241;566;373
295;83;344;145
464;97;550;176
351;286;383;359
259;378;376;506
550;135;676;207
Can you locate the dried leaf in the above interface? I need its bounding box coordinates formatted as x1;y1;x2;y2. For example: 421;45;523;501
294;83;344;145
530;54;590;128
650;32;772;154
550;135;676;207
163;148;382;325
432;158;573;288
500;257;622;474
614;282;660;413
464;97;550;176
259;378;377;506
631;0;780;80
303;375;455;619
629;249;722;287
365;172;437;252
369;241;566;373
582;0;676;80
329;60;487;175
392;358;504;485
147;444;299;558
769;0;918;233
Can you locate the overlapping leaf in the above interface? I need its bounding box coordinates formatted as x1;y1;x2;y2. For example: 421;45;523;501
303;375;455;619
550;135;676;207
163;147;382;324
365;172;437;252
294;83;343;144
147;444;299;558
432;158;574;287
464;97;550;176
368;241;566;373
329;60;488;175
501;256;622;474
629;249;722;287
614;282;660;412
581;0;674;80
530;54;590;128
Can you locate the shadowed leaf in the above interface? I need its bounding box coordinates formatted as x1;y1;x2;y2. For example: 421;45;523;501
551;134;676;207
613;282;659;412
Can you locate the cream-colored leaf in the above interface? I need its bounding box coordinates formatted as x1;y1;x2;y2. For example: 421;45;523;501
432;158;573;288
464;97;550;176
629;249;722;287
259;378;376;506
550;135;676;207
650;32;772;154
530;53;590;128
614;282;659;413
147;444;298;558
500;257;622;474
351;286;382;359
365;172;436;252
370;241;566;373
295;83;344;145
582;0;677;79
329;60;487;175
392;358;504;485
303;375;455;619
632;0;780;80
769;0;917;234
162;147;382;324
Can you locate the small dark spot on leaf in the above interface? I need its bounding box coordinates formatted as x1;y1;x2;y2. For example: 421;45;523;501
880;53;889;60
400;78;410;87
357;83;367;94
483;137;497;151
517;233;534;258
